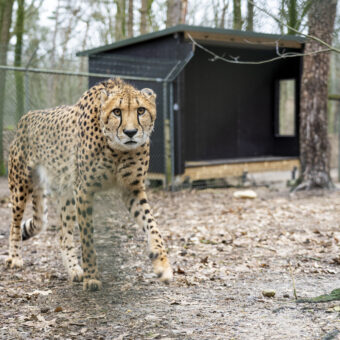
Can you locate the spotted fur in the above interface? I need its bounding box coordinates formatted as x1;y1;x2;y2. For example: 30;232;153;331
5;78;173;291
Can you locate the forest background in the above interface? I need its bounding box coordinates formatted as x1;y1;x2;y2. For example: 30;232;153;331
1;0;340;185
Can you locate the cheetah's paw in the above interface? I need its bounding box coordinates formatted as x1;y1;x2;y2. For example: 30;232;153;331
83;279;102;291
69;265;84;282
150;253;173;284
5;256;23;269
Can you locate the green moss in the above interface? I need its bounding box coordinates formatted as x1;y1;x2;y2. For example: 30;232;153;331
297;288;340;303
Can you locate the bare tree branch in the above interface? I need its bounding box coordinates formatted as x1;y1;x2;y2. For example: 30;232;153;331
248;0;340;53
187;33;332;65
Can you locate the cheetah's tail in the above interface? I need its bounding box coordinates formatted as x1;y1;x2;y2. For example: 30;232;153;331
21;218;41;241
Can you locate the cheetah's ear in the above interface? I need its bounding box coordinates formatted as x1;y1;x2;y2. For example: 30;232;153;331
100;89;108;105
141;88;156;103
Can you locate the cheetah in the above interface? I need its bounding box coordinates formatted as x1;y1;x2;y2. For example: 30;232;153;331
5;78;173;291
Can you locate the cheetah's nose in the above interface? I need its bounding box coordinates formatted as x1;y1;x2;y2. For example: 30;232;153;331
123;129;138;138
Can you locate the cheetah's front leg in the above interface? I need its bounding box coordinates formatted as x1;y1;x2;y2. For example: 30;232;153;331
124;189;173;283
58;194;83;283
75;186;101;291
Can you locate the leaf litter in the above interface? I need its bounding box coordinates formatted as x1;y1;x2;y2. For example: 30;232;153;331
0;176;340;338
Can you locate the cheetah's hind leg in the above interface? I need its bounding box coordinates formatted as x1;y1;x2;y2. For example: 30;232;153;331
6;179;30;268
6;167;49;268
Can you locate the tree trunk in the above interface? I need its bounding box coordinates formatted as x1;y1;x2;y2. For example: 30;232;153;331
166;0;181;27
14;0;25;123
0;0;14;176
219;0;229;28
287;0;297;34
140;0;147;34
80;20;90;72
246;0;254;31
0;0;14;71
48;0;60;106
180;0;187;24
298;0;337;190
127;0;133;37
233;0;242;30
279;0;314;35
279;0;285;34
115;0;126;41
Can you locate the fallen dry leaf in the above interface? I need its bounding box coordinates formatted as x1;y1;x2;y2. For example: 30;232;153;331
200;256;209;264
175;267;186;275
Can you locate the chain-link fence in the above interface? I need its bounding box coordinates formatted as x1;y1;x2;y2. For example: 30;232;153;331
1;68;89;166
3;70;88;127
329;52;340;181
1;62;340;190
0;63;185;189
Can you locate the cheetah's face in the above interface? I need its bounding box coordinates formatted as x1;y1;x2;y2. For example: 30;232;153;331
100;87;156;151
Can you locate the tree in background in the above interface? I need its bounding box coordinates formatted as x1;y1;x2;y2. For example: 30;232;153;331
232;0;242;29
140;0;148;34
166;0;189;27
212;0;229;28
246;0;254;31
140;0;155;34
14;0;25;123
115;0;126;41
127;0;133;37
166;0;181;27
181;0;188;24
279;0;313;34
298;0;338;190
0;0;15;175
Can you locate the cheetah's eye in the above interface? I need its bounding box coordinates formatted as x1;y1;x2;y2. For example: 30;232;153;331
137;107;146;116
112;108;121;117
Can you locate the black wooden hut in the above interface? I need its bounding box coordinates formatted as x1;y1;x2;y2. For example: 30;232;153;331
77;25;304;185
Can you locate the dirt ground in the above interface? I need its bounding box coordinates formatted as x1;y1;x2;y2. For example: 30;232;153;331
1;177;340;339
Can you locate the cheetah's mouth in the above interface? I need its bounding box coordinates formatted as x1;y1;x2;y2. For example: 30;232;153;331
125;141;137;145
